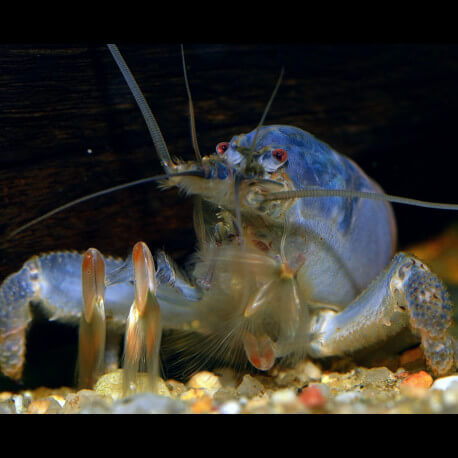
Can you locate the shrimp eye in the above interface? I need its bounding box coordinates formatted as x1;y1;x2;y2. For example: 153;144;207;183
272;148;288;163
216;142;229;155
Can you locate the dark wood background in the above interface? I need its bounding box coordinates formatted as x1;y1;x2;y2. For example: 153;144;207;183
1;43;458;282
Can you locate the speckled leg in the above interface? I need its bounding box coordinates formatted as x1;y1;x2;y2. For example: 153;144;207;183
0;260;37;380
308;252;455;377
0;252;134;381
0;248;202;382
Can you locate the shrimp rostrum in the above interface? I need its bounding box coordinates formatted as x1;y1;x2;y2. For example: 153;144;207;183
0;45;457;392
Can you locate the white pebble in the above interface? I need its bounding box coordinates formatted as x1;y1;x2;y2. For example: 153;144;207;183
431;375;458;391
302;361;322;381
443;388;458;406
12;395;24;414
219;401;241;414
271;388;297;405
334;391;363;403
188;371;222;395
238;396;248;405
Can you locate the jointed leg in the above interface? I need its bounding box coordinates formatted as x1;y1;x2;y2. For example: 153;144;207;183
0;252;132;382
308;252;456;376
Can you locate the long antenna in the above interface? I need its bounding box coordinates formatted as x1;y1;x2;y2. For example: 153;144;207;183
107;44;174;171
180;44;201;162
6;171;204;239
246;67;285;171
265;187;458;211
180;44;207;252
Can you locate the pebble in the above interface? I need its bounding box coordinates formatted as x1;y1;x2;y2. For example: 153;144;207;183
236;374;264;398
49;394;66;408
0;400;15;414
271;388;297;405
111;393;188;414
400;371;433;390
28;397;62;414
213;368;238;388
430;375;458;391
78;391;113;414
79;398;113;414
297;360;322;382
244;394;269;413
424;389;446;414
359;367;396;386
30;386;73;401
166;379;187;398
0;392;13;402
298;384;328;409
61;389;113;414
12;394;29;414
190;395;215;414
269;388;305;413
213;386;238;403
62;393;82;413
187;371;222;395
272;360;323;388
180;388;207;402
398;371;433;400
273;369;299;387
219;400;241;414
333;390;363;403
442;388;458;408
94;369;170;400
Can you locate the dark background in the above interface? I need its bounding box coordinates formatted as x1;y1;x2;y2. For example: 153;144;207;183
1;44;458;279
1;43;458;387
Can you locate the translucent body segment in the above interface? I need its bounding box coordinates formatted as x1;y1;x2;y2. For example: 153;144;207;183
243;281;274;318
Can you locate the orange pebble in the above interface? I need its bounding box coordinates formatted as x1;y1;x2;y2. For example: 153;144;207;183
28;399;51;414
190;395;214;414
400;371;433;390
298;385;327;409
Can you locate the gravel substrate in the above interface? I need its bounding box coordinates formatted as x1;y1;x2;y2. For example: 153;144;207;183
2;359;458;414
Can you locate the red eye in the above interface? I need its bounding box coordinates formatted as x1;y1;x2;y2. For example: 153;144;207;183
272;148;288;162
216;142;229;155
